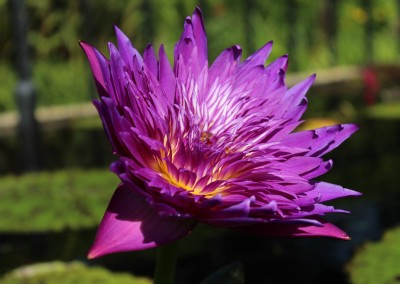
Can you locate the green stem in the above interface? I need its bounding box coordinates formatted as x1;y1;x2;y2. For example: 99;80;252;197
153;242;179;284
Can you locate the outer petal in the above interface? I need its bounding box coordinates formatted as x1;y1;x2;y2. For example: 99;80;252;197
305;181;361;202
159;44;176;102
174;7;207;74
282;124;359;157
88;184;196;259
277;75;315;121
191;7;207;66
114;26;143;68
234;218;350;239
79;41;109;98
143;44;158;77
208;45;241;83
237;41;273;75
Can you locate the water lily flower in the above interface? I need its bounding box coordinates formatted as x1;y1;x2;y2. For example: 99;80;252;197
80;7;360;259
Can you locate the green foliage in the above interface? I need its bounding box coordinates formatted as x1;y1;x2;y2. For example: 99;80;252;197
0;59;91;111
0;0;399;64
27;0;82;59
0;0;399;111
0;65;17;111
0;261;151;284
0;169;119;232
347;226;400;284
33;59;92;107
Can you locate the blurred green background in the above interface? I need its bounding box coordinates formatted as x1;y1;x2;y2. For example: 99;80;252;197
1;0;400;283
1;0;399;110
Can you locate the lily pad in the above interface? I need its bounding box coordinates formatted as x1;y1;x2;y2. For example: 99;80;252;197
347;226;400;284
0;261;151;284
0;169;118;232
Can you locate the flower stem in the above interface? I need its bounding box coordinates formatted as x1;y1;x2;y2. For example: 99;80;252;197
153;242;179;284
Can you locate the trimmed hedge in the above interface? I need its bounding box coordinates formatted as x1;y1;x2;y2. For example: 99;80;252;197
347;226;400;284
0;261;151;284
0;169;119;232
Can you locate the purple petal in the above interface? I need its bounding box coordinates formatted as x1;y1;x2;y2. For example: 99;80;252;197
265;54;289;73
271;156;325;176
278;75;315;121
200;197;255;219
79;41;109;98
237;41;273;75
191;7;208;66
174;8;207;74
159;45;176;102
108;43;128;106
302;160;333;179
88;184;196;259
93;99;129;155
282;124;359;157
143;44;158;77
114;26;143;68
209;45;242;83
305;182;361;202
234;218;351;239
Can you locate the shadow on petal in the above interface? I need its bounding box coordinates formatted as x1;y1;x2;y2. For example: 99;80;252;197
88;184;196;259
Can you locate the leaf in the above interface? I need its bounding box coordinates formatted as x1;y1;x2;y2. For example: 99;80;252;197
347;226;400;284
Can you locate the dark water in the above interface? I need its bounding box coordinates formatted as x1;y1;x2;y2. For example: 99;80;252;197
1;117;399;283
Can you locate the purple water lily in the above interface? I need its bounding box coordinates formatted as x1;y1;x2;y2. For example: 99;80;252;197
81;7;360;259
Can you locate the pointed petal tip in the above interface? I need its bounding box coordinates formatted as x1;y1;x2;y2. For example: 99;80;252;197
114;25;129;41
87;248;101;260
87;242;125;259
347;123;360;133
159;43;166;52
347;187;362;197
192;7;205;24
113;25;121;33
79;40;92;50
338;231;351;240
305;73;317;86
144;42;153;50
264;40;273;50
310;73;317;80
195;6;202;15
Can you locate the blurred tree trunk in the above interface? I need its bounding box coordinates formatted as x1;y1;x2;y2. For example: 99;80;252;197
9;0;40;172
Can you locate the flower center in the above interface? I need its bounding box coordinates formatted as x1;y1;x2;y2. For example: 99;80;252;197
200;131;214;145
